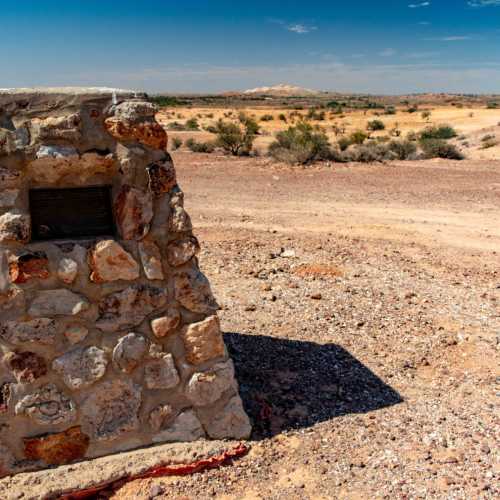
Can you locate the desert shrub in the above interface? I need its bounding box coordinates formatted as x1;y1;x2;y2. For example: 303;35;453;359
205;113;214;119
278;113;287;122
337;136;352;151
260;114;274;122
486;102;498;109
150;96;187;107
185;138;216;153
166;121;186;131
350;130;368;145
420;125;457;140
384;106;396;115
407;106;418;113
376;135;390;143
421;111;432;121
406;130;418;142
420;139;464;160
367;119;385;131
171;137;183;150
213;113;259;156
307;108;326;121
185;118;200;131
388;139;417;160
268;122;333;165
347;142;392;163
480;134;497;149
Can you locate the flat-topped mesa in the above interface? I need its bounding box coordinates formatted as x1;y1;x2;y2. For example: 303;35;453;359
0;88;250;476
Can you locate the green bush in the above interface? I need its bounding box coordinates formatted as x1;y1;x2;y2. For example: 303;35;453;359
171;137;183;150
337;136;352;151
420;139;464;160
419;125;457;140
307;108;326;121
149;96;187;107
213;113;259;156
185;118;200;131
350;130;368;145
388;139;417;160
486;102;498;109
279;113;287;122
384;106;396;115
185;138;216;153
367;119;385;131
268;122;333;165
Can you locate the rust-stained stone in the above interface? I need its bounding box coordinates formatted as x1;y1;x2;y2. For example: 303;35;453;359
88;239;140;283
114;185;153;241
150;308;181;338
166;236;200;267
8;251;50;284
174;268;219;314
147;160;176;197
23;426;89;465
104;118;168;150
181;315;226;366
4;351;47;383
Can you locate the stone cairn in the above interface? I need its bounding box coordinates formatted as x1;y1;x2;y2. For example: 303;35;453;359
0;88;250;476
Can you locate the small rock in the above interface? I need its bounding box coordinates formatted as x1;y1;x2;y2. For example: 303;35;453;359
152;410;205;443
28;289;89;317
145;353;180;389
150;308;181;338
181;315;226;365
112;333;148;373
57;258;78;284
166;236;200;267
89;240;139;283
64;325;88;345
138;240;164;280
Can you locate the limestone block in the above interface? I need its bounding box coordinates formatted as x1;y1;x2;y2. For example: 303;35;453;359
186;360;236;407
150;308;181;338
57;258;78;284
35;113;82;142
0;211;30;243
145;353;180;390
114;186;153;240
23;426;89;465
8;250;50;284
112;333;148;373
0;318;57;346
89;240;139;283
0;189;19;208
15;384;76;425
52;346;108;390
202;395;251;440
166;236;200;267
147;159;176;197
138;240;164;280
28;289;89;317
152;410;205;443
64;324;88;345
96;284;168;332
174;268;218;314
181;315;225;366
4;351;47;383
81;380;141;441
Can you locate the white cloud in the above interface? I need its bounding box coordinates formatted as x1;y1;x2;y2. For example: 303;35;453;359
286;23;317;34
409;2;430;8
425;35;473;41
467;0;500;6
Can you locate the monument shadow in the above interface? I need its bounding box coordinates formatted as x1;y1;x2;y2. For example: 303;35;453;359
224;332;403;439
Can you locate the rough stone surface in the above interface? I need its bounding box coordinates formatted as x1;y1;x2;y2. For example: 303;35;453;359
186;361;236;407
0;189;19;208
52;346;108;390
138;239;164;280
81;380;141;441
112;333;148;373
174;269;219;314
148;404;174;432
202;396;252;440
0;211;30;243
24;426;89;465
57;258;78;284
166;236;200;267
145;353;180;390
96;284;168;332
0;318;57;346
63;324;88;345
0;383;12;414
114;186;154;240
15;384;76;425
169;191;192;232
89;239;139;283
181;316;226;366
4;351;47;383
147;159;177;197
150;308;181;338
9;250;50;284
28;289;89;317
152;410;205;443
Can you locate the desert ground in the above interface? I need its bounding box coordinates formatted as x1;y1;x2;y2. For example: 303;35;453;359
112;150;499;499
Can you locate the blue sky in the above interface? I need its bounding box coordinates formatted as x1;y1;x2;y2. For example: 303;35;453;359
1;0;500;94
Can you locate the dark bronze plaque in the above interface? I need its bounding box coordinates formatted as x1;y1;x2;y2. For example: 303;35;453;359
29;186;114;241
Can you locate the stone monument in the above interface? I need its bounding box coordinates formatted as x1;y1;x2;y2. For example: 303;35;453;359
0;88;250;476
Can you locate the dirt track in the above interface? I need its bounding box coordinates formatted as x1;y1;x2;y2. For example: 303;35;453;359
114;154;499;499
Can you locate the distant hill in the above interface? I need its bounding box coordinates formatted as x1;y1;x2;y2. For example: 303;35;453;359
242;84;318;97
